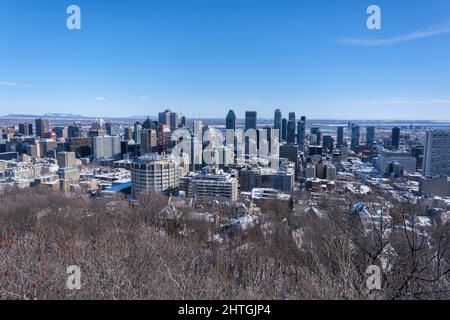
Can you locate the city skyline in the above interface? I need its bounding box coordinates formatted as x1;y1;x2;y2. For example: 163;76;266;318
1;0;450;119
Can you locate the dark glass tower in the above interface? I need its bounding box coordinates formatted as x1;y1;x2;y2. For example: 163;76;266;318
226;110;237;131
245;111;257;131
337;126;344;148
392;127;400;149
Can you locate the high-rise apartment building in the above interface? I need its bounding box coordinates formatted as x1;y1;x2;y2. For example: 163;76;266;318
57;151;77;168
131;156;179;194
423;130;450;177
93;136;121;160
184;168;239;203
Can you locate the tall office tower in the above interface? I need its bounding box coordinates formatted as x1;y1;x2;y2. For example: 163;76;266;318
106;123;113;136
158;124;172;154
245;111;257;131
131;156;179;195
226;110;237;131
348;122;353;131
140;129;158;155
411;145;424;170
289;112;296;123
392;127;401;150
297;116;306;151
19;123;33;136
281;118;288;141
310;127;321;145
351;124;361;150
158;109;171;126
274;109;282;132
180;115;186;128
133;122;142;144
93;136;121;160
366;126;376;146
258;126;274;155
35;118;49;138
57;151;77;168
323;135;334;153
423;130;450;177
53;126;68;139
124;126;134;141
169;112;178;131
287;120;296;144
68;124;81;138
337;126;344;148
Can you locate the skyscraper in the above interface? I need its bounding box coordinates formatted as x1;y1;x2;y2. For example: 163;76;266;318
311;127;321;145
169;112;178;131
281;118;288;142
245;111;257;131
226;110;237;131
323;135;334;153
180;115;187;128
366;126;375;146
287;120;296;144
124;126;134;141
106;123;113;136
140;129;158;155
297;116;306;151
288;112;296;123
19;123;33;136
274;109;282;132
133;122;142;144
392;127;400;150
159;110;171;126
35;118;49;138
93;136;121;160
351;124;360;150
423;130;450;177
337;127;344;148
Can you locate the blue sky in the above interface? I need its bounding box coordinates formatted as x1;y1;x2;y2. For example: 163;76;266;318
1;0;450;119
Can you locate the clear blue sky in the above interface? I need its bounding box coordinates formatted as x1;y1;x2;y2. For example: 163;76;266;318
1;0;450;120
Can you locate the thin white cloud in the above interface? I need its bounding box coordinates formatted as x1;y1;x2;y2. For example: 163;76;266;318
0;80;31;88
94;96;106;101
357;98;450;105
339;26;450;46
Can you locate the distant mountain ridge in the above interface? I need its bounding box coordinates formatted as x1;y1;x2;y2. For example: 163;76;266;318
3;113;94;120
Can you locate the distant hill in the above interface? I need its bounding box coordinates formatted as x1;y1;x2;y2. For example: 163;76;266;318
3;113;93;120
